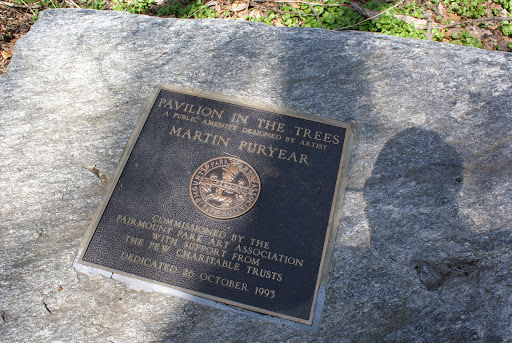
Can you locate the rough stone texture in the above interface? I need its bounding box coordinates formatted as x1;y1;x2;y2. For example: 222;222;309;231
1;8;511;342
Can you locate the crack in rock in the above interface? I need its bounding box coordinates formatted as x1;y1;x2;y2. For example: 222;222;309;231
42;301;52;315
82;315;111;330
39;291;52;315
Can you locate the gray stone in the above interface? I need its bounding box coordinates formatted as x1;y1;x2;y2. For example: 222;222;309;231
1;8;511;342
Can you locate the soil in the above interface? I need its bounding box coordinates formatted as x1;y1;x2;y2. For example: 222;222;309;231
0;3;32;73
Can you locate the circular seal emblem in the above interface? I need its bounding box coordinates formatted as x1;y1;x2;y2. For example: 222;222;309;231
189;156;261;219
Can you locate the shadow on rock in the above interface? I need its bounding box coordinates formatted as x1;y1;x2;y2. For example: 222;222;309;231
362;127;511;342
364;127;478;288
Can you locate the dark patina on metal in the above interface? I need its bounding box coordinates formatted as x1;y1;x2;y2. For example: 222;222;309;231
76;85;352;325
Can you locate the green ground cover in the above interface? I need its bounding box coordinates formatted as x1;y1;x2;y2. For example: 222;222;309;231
12;0;512;51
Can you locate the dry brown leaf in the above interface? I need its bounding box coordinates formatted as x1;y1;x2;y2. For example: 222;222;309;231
394;14;442;29
476;27;494;38
487;22;499;30
467;24;496;41
444;27;464;39
489;2;503;11
446;13;461;23
437;3;448;18
481;35;498;50
229;1;247;12
273;18;284;27
249;9;262;18
497;36;512;51
1;50;13;59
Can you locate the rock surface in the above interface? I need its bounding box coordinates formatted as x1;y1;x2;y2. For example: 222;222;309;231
1;8;511;342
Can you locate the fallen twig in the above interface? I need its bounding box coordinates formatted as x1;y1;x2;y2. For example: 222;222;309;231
64;0;81;8
350;1;379;18
308;2;323;28
425;12;433;40
334;0;406;31
252;0;350;7
0;0;41;9
187;0;214;18
18;0;36;14
440;16;512;29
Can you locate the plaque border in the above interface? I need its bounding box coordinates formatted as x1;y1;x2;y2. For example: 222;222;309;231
75;84;353;326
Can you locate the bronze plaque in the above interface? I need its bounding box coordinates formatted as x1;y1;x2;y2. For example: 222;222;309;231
76;85;352;325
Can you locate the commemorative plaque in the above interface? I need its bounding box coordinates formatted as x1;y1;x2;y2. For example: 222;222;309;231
75;85;352;325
